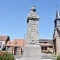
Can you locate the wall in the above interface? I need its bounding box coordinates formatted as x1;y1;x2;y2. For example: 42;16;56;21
0;41;5;50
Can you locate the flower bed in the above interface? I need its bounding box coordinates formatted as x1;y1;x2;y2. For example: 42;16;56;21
0;51;14;60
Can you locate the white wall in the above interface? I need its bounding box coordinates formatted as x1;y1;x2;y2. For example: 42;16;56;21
0;41;5;50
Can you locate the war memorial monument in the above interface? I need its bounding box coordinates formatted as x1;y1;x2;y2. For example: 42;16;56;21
23;6;41;60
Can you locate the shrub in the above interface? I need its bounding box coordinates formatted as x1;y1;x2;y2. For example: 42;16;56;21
0;51;14;60
57;55;60;60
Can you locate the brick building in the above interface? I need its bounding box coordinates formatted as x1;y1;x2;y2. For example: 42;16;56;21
6;39;25;55
39;39;53;53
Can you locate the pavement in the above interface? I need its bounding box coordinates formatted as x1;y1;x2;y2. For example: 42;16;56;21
15;53;57;60
14;54;23;59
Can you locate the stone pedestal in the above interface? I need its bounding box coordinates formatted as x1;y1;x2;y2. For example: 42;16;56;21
23;45;41;60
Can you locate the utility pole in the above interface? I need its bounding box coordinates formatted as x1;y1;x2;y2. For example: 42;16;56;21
22;34;26;55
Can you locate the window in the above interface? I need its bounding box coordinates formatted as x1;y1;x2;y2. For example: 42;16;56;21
7;46;12;51
15;42;17;44
41;47;47;50
0;46;1;48
0;42;2;45
15;47;20;51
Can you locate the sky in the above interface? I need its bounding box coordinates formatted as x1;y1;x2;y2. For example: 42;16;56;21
0;0;60;40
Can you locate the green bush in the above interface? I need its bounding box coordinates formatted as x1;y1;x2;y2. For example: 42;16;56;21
0;51;14;60
57;55;60;60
